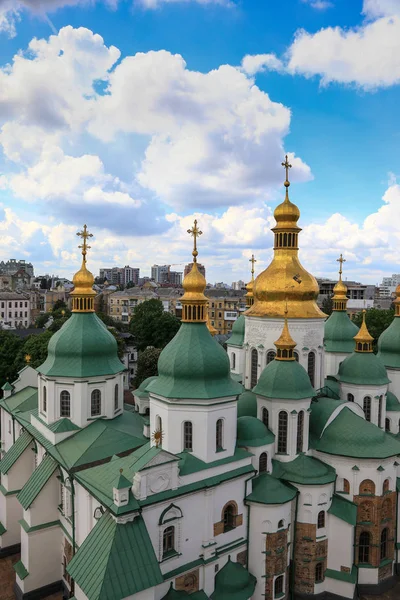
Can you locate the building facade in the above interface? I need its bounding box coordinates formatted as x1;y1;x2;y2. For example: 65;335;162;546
0;291;31;329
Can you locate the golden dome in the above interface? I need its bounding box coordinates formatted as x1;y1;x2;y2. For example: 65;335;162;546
181;220;208;323
246;156;325;320
332;254;348;311
354;310;373;352
70;224;96;313
394;283;400;317
274;311;297;360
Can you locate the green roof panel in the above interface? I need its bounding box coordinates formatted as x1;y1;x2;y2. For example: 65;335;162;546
17;455;58;509
211;557;256;600
309;397;345;440
253;359;315;400
0;431;33;474
272;455;336;485
236;416;275;447
386;391;400;412
226;315;245;347
324;311;358;353
14;560;29;580
237;391;257;418
328;493;357;526
246;473;297;505
0;387;38;415
377;317;400;368
338;352;390;386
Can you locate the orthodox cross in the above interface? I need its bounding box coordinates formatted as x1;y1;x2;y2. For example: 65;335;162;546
249;254;257;279
282;154;292;183
187;219;202;262
337;254;346;277
77;224;93;262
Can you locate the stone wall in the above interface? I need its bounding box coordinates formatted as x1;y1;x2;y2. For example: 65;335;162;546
264;528;289;600
294;523;327;595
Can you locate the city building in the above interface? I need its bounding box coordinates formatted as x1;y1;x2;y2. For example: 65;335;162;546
107;286;183;323
317;278;375;314
206;289;246;335
151;265;171;284
184;262;206;279
0;291;31;328
0;259;34;277
232;280;245;290
100;266;140;286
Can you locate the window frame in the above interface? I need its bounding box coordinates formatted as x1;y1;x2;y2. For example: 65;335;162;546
274;575;284;597
315;562;324;583
259;452;268;473
363;396;372;422
114;383;119;411
307;351;316;387
43;385;47;414
60;390;71;418
90;389;102;417
223;503;236;533
380;527;388;561
317;510;325;529
359;531;370;564
162;525;176;558
277;411;288;454
183;421;193;452
296;410;304;454
216;419;224;451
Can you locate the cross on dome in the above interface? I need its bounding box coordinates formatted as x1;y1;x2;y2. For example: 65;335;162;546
77;224;93;262
281;154;292;187
337;253;346;277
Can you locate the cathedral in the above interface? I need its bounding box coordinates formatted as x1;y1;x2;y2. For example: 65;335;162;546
1;158;400;600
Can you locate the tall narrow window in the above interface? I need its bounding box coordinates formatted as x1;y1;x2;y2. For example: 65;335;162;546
91;389;101;416
363;396;371;422
296;411;304;454
223;503;236;532
251;349;258;388
385;418;391;432
294;351;299;362
262;407;269;428
114;384;119;411
274;575;284;596
266;350;276;365
359;532;370;563
378;395;383;428
43;385;47;413
307;352;315;387
162;526;175;557
277;411;288;454
216;419;223;451
259;452;268;473
347;393;354;402
343;479;350;494
183;421;193;451
317;511;325;529
232;353;236;370
60;390;70;418
380;528;388;560
315;562;324;583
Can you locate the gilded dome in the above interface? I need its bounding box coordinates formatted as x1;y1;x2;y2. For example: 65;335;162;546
71;261;95;295
70;225;96;312
180;220;208;322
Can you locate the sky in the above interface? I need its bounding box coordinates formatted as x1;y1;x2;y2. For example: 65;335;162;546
0;0;400;285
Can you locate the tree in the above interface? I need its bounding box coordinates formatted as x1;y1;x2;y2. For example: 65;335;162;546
0;331;24;389
13;330;54;371
126;281;135;289
134;347;162;388
52;299;68;311
321;296;333;316
353;308;394;352
129;299;180;351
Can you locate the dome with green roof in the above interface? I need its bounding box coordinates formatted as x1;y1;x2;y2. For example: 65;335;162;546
338;352;390;386
272;454;336;485
227;315;245;347
147;323;243;400
237;416;275;447
246;473;297;505
211;557;256;600
134;376;158;398
377;318;400;369
237;390;257;418
324;311;359;353
386;391;400;412
253;359;315;400
38;313;126;378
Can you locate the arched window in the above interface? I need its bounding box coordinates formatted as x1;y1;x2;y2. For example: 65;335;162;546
162;526;175;557
317;511;325;529
262;407;269;428
278;519;284;529
380;528;388;560
296;411;304;454
266;350;276;365
251;349;258;388
216;419;223;451
294;351;299;362
343;479;350;494
315;562;324;583
114;384;119;411
363;396;371;422
385;418;391;432
223;503;236;532
274;575;284;596
91;389;101;417
183;421;193;451
43;386;47;413
378;395;383;428
307;352;315;387
259;452;268;473
359;531;370;563
60;390;70;418
359;479;375;495
383;479;390;494
277;411;288;454
347;393;354;402
231;353;236;370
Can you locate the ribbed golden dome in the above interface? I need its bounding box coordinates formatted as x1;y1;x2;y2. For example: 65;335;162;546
70;224;96;313
182;262;207;300
181;219;208;323
246;156;325;320
332;254;348;311
274;311;297;361
354;310;374;353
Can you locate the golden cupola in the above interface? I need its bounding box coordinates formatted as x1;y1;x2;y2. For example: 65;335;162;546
274;310;297;360
70;224;96;313
181;220;208;322
245;254;256;308
246;156;325;319
354;310;374;353
332;254;348;311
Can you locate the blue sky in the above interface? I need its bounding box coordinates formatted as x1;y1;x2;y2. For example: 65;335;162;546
0;0;400;285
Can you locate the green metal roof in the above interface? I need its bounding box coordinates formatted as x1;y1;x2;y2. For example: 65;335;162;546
236;416;275;447
237;390;257;418
0;431;33;474
246;473;297;505
312;407;400;459
386;391;400;412
114;472;131;490
0;521;6;535
338;351;390;386
49;418;81;433
377;317;400;368
14;560;28;580
253;359;315;400
325;566;357;584
210;557;256;600
328;493;357;526
160;584;208;600
67;512;163;600
0;386;38;415
226;315;245;347
134;375;158;398
272;454;336;485
147;323;243;400
17;455;58;509
178;447;252;476
38;313;126;378
309;397;345;440
321;377;341;399
324;311;358;353
2;382;13;391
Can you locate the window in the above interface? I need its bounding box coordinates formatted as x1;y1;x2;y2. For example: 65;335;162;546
216;419;223;451
278;519;284;529
60;390;70;417
315;562;324;583
251;349;258;388
359;479;375;495
363;396;371;422
378;395;383;428
277;411;288;454
343;479;350;494
383;479;390;494
307;352;315;387
259;452;268;473
274;575;284;597
317;511;325;529
347;393;354;402
262;407;269;428
223;503;236;532
266;350;276;365
91;389;101;416
183;421;193;451
162;526;175;557
114;384;119;411
359;531;370;563
294;351;299;362
385;418;391;432
380;528;388;560
232;353;236;370
43;386;47;413
296;411;304;454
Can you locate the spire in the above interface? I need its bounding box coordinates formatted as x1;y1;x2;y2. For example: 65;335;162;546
332;253;349;311
70;224;96;313
394;283;400;317
354;310;374;353
274;307;297;360
181;220;208;323
245;254;256;308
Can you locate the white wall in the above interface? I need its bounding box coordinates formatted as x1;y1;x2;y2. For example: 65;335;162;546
339;382;388;428
18;525;62;593
324;352;350;379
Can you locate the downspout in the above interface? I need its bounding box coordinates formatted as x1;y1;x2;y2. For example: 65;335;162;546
291;491;299;600
244;472;257;570
70;475;76;598
353;520;360;599
395;486;399;577
12;415;15;443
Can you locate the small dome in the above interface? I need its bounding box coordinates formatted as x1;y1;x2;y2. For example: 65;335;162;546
254;359;315;400
386;391;400;412
237;390;257;418
227;315;245;347
247;473;297;505
182;262;207;299
273;454;336;485
324;311;359;353
273;195;300;225
378;318;400;369
135;376;158;397
237;416;275;447
211;557;256;599
338;352;389;386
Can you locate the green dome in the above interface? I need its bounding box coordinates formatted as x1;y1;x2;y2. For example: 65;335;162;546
147;323;243;400
253;359;315;400
324;311;358;353
386;391;400;412
338;352;390;386
273;454;336;485
237;416;275;447
237;390;257;418
211;557;256;600
227;315;245;347
246;473;297;505
38;313;125;378
134;376;158;398
377;318;400;368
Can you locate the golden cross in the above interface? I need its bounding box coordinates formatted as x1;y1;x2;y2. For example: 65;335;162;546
281;154;292;183
249;254;256;279
337;253;346;277
187;219;202;262
76;224;93;261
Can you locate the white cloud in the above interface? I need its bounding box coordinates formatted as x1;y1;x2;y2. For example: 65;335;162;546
362;0;400;18
301;0;333;9
136;0;232;7
240;54;284;76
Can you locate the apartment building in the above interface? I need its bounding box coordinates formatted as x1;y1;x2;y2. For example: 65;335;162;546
206;290;246;335
107;285;183;323
0;291;31;328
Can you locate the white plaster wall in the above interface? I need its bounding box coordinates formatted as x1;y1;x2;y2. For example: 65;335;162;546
25;473;59;528
358;566;379;585
12;366;37;393
227;346;245;378
385;411;400;434
75;481;98;547
324;352;350;379
6;446;35;492
327;515;353;572
295;483;333;528
0;493;23;548
387;369;400;399
19;525;62;593
324;577;355;600
244;443;275;473
1;408;16;454
339;382;388;428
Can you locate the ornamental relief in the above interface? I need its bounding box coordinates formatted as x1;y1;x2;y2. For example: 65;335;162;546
302;329;323;350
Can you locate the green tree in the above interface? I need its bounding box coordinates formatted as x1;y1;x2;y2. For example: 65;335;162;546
129;299;180;351
35;313;51;328
0;331;24;389
353;308;394;352
134;346;162;388
13;330;54;372
52;299;68;311
321;296;333;316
